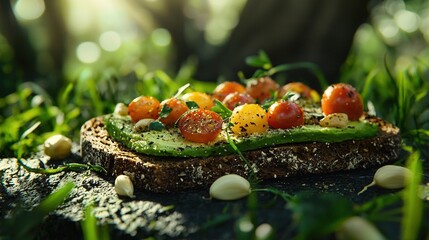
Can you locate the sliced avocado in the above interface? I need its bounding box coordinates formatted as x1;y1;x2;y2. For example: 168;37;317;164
105;115;379;158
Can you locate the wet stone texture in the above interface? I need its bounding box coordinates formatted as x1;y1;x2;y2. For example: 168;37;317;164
1;147;428;240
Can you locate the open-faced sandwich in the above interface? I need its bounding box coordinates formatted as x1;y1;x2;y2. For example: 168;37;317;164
80;78;401;192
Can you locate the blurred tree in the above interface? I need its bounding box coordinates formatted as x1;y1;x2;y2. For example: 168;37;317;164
0;0;371;97
0;0;38;94
199;0;370;89
127;0;370;89
0;1;66;97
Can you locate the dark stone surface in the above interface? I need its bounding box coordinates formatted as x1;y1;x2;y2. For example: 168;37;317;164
1;146;428;239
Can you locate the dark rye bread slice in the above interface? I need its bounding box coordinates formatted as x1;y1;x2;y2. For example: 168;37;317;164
80;116;401;193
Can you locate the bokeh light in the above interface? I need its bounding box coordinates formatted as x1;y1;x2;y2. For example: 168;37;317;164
14;0;45;21
151;28;171;47
76;42;101;63
99;31;122;52
394;10;420;33
377;19;400;45
205;0;245;45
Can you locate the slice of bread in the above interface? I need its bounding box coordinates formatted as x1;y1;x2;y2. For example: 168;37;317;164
80;116;401;193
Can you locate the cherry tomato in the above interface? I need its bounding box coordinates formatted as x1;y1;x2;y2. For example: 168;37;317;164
321;83;363;121
213;81;246;101
246;77;279;103
222;92;255;110
182;92;214;110
267;101;304;129
128;96;160;122
230;104;269;136
178;109;223;143
278;82;313;99
159;98;189;126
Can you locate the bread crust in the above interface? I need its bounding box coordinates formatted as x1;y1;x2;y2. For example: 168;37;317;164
80;116;401;193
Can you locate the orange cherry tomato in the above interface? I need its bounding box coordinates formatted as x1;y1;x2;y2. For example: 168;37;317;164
178;109;223;143
321;83;363;121
267;101;304;129
278;82;313;99
222;92;256;110
182;92;214;110
128;96;160;123
246;77;279;103
213;81;246;101
159;98;189;126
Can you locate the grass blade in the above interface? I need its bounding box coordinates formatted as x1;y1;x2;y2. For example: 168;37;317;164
402;151;423;240
1;182;74;239
37;182;75;212
268;62;328;89
81;204;110;240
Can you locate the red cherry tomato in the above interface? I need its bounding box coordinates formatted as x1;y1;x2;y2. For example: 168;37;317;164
178;109;223;143
213;81;246;101
222;92;255;110
246;77;279;103
128;96;160;122
267;101;304;129
321;83;363;121
159;98;189;126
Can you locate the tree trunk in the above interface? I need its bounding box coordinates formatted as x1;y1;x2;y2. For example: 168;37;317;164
194;0;370;90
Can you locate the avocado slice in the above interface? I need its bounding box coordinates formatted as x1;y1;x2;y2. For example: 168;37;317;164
105;115;379;158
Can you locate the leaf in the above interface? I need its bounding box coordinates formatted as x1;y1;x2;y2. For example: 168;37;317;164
17;159;107;175
185;101;199;110
153;70;178;99
148;121;165;131
38;182;75;212
58;82;74;110
402;151;423;240
245;57;264;67
19;121;41;141
258;50;272;70
173;83;191;99
245;50;272;69
211;99;232;119
225;131;257;183
81;204;110;240
361;69;379;103
200;213;234;231
82;205;98;240
268;62;329;90
251;69;269;79
289;191;354;240
159;104;173;118
16;121;41;159
355;192;402;222
1;182;74;239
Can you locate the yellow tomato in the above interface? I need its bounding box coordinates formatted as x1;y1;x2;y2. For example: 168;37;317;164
182;92;214;110
230;104;269;136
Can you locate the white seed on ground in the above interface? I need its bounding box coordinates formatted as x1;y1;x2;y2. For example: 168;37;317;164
44;134;72;160
419;184;429;200
255;223;275;239
134;119;155;132
336;216;385;240
114;175;135;198
209;174;251;200
319;113;349;128
114;103;128;116
358;165;412;195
